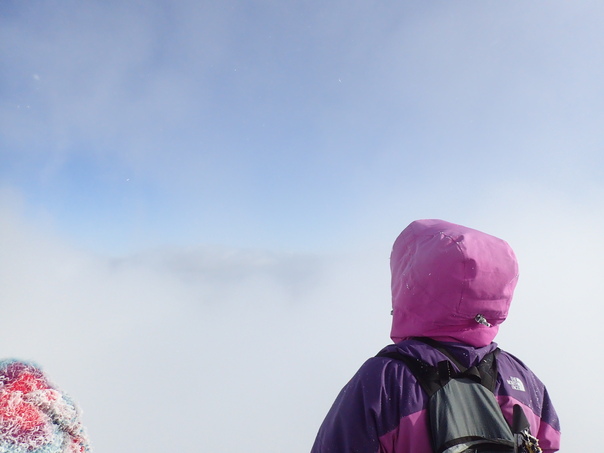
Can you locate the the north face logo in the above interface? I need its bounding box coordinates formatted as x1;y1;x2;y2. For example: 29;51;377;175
507;376;525;392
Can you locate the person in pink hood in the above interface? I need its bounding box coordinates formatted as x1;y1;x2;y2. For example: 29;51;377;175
311;219;560;453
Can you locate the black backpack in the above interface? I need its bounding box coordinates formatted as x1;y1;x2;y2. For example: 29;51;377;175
377;338;541;453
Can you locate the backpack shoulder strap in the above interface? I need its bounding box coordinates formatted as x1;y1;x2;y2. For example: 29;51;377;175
417;337;500;392
376;350;442;396
476;348;500;392
377;340;501;394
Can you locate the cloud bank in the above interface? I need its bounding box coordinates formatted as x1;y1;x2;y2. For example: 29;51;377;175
0;188;392;451
3;184;603;451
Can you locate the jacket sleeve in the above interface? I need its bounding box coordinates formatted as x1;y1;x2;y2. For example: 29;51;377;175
311;362;381;453
310;358;408;453
536;385;561;452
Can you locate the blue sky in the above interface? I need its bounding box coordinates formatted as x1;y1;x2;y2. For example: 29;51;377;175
3;0;603;254
2;1;603;451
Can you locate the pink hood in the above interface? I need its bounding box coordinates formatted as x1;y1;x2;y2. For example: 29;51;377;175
390;219;519;347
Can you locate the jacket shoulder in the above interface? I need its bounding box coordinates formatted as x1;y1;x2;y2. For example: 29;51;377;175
495;350;560;433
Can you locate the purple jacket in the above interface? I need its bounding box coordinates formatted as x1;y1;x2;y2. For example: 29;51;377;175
311;220;561;452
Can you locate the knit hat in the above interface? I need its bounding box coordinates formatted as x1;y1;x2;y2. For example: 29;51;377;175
0;360;91;453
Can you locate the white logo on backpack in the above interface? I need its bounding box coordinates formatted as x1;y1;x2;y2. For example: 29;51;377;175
507;376;525;392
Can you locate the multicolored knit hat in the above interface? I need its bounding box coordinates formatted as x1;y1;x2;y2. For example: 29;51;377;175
0;360;91;453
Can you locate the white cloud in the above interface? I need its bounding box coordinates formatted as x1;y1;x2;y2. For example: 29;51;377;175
0;188;391;452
